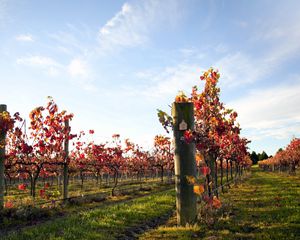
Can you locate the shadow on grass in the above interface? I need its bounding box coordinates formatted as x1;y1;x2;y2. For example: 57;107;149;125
139;167;300;240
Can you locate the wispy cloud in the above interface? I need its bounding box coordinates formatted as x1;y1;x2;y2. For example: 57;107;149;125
16;55;96;91
216;52;267;88
127;6;300;100
213;33;300;89
15;34;34;42
131;51;261;99
48;30;89;56
16;55;62;76
67;58;96;91
16;56;90;78
16;55;60;67
133;27;299;96
257;9;300;65
179;47;204;59
126;64;203;99
98;0;182;53
229;77;300;140
68;58;89;78
99;3;145;48
145;64;203;97
213;4;300;89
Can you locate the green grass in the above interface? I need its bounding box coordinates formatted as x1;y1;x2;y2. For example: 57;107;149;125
3;168;300;239
210;167;300;239
139;216;200;240
5;177;170;207
1;181;174;231
139;167;300;240
2;189;175;240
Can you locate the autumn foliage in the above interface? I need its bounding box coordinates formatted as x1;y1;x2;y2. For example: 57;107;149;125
159;68;252;212
259;138;300;173
2;96;174;206
4;97;75;198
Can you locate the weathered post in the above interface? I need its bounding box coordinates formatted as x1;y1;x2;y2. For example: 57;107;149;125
172;102;197;226
63;119;69;201
0;104;7;209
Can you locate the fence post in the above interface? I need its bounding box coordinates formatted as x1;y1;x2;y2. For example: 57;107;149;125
0;104;7;209
172;102;197;225
63;119;69;201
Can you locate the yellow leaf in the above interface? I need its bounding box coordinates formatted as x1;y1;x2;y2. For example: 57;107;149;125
193;184;205;195
196;153;204;163
186;175;196;184
175;91;189;103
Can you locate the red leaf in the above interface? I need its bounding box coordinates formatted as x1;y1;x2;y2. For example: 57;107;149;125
200;166;211;176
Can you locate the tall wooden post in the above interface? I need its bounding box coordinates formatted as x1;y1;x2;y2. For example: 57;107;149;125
172;102;197;225
0;104;7;209
63;119;69;201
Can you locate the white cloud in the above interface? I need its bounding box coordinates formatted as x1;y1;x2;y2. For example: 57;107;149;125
67;58;89;78
214;6;300;89
131;51;264;100
98;0;182;52
125;64;204;100
147;65;203;97
48;67;60;76
136;32;297;96
98;2;145;50
16;55;62;77
48;31;88;56
16;55;91;78
245;5;300;80
16;55;60;67
229;78;300;140
179;47;199;58
16;55;95;91
131;57;300;144
15;34;34;42
258;21;300;67
134;69;156;80
216;52;267;88
214;27;300;89
67;58;96;91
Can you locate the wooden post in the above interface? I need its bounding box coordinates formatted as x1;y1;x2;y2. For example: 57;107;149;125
0;104;7;209
208;154;216;196
172;102;197;226
214;158;219;197
220;158;224;193
63;119;69;201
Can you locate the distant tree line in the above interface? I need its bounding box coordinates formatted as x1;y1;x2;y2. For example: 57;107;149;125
250;150;270;165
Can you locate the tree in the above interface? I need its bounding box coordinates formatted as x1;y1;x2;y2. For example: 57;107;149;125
188;68;250;196
258;138;300;173
277;148;283;153
157;68;250;200
259;151;268;161
105;134;124;196
124;139;149;181
152;135;173;182
6;98;75;199
87;143;107;186
250;151;259;165
0;108;18;208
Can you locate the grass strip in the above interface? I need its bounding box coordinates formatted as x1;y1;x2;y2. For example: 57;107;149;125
139;167;300;240
3;189;175;240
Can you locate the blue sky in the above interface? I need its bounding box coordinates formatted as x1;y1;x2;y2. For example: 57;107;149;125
1;0;300;155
